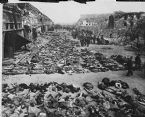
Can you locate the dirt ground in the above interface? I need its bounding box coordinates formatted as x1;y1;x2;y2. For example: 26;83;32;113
2;70;145;94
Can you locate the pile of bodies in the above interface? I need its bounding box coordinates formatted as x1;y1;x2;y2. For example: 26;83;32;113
81;49;124;72
95;53;125;71
3;32;125;75
2;78;145;117
110;55;129;67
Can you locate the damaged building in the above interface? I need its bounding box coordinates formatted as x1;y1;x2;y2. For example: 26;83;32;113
2;3;54;59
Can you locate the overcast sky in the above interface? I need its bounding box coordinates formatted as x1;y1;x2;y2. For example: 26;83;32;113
9;0;145;24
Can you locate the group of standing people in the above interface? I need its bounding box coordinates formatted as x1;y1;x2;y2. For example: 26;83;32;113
72;29;97;47
126;54;142;76
72;29;110;47
78;31;96;47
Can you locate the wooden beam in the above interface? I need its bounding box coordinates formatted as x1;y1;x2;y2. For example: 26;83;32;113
3;28;24;32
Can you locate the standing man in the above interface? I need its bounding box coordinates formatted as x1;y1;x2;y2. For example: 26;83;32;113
110;33;113;38
92;34;96;44
100;35;104;44
86;33;90;47
32;27;37;43
126;56;133;76
135;54;141;70
79;32;84;47
84;32;87;46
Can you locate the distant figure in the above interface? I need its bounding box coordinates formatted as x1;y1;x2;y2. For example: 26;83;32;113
100;35;105;44
92;34;96;44
135;54;141;70
96;36;101;44
86;34;90;47
110;33;113;38
126;56;133;76
100;35;104;40
24;25;31;40
79;33;84;47
32;28;37;42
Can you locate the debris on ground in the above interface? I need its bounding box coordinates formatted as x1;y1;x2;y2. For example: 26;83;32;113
2;78;145;117
3;32;125;75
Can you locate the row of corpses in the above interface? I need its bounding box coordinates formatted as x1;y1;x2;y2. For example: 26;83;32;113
81;49;125;72
2;78;145;117
3;33;127;75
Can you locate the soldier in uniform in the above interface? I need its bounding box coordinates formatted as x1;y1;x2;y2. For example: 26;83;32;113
126;56;133;76
135;54;141;70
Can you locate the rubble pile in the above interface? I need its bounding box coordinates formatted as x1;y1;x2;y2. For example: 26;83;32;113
2;79;145;117
3;32;125;75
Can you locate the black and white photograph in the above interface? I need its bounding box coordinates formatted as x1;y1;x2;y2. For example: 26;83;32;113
1;0;145;117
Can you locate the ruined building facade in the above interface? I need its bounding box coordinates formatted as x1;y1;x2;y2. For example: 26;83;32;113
3;3;53;59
